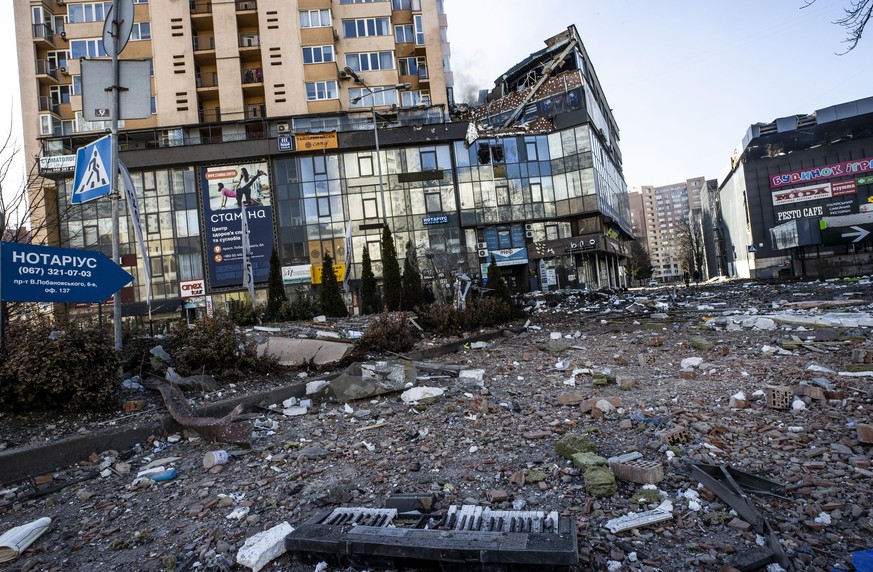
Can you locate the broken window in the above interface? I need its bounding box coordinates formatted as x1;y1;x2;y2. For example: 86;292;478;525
477;144;504;165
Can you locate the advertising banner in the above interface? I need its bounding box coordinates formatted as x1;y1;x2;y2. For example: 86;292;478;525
770;156;873;188
282;265;311;285
771;182;831;207
483;225;528;266
200;162;273;290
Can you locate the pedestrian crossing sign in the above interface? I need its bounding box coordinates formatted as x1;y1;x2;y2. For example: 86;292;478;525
72;134;114;205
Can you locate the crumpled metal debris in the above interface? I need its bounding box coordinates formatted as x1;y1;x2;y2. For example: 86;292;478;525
144;376;252;445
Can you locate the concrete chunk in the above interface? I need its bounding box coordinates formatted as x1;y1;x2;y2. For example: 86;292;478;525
258;337;351;366
605;502;673;533
236;521;294;572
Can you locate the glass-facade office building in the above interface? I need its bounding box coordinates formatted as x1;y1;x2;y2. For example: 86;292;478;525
48;113;632;316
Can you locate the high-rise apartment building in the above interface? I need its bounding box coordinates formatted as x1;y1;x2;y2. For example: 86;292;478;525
630;177;704;282
16;0;452;216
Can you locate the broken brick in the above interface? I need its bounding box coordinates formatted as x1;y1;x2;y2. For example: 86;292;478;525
765;385;792;410
661;427;692;445
649;336;664;347
859;423;873;444
802;385;825;400
609;458;664;484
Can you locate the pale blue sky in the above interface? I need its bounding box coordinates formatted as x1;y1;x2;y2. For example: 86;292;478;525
2;0;871;203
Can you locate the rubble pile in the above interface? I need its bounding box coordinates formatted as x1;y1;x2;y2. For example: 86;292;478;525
0;279;871;571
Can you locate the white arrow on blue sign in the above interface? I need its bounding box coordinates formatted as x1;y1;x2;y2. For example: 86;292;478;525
71;134;114;205
0;242;133;303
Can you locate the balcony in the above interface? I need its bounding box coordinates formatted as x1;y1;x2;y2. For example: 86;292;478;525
239;33;260;48
199;108;221;123
241;67;263;84
33;23;56;47
35;60;60;84
245;104;266;119
190;0;212;14
38;96;61;114
236;0;258;27
195;71;219;88
193;35;215;51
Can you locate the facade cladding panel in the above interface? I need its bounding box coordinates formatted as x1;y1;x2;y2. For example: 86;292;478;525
718;99;873;279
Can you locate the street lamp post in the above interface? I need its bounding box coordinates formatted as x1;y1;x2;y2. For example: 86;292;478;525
344;67;410;225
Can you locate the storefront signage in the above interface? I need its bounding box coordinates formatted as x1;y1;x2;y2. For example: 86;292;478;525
771;182;831;206
825;198;857;217
179;279;205;298
277;135;294;152
831;180;858;196
857;175;873;186
770;156;873;188
775;205;823;222
483;225;529;266
39;154;77;174
282;265;311;285
422;215;448;225
295;132;338;152
310;263;345;285
200;162;274;289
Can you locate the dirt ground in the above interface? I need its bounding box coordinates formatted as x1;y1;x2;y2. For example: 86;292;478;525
1;279;872;572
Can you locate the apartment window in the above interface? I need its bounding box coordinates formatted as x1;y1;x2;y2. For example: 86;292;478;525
342;17;391;38
413;15;424;45
305;80;338;101
72;75;82;95
68;2;111;23
496;185;510;206
401;89;430;107
395;24;414;43
363;197;378;219
70;38;106;59
49;85;71;104
425;191;441;212
340;0;386;3
397;57;418;76
358;155;374;177
348;86;397;108
47;50;69;69
391;0;420;9
345;51;394;72
420;149;437;170
300;9;331;28
302;45;335;64
525;140;538;160
317;197;331;218
439;26;448;43
131;22;151;40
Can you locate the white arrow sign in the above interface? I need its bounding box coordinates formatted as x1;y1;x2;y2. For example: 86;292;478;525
842;225;870;243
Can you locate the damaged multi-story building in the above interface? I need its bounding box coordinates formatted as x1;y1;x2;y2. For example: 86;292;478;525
718;96;873;279
15;0;631;320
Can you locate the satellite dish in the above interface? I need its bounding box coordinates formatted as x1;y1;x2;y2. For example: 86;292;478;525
102;0;135;57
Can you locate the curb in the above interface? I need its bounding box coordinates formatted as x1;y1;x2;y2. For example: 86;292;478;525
0;328;510;486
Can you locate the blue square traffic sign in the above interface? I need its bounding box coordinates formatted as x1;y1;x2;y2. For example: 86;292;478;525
72;134;114;205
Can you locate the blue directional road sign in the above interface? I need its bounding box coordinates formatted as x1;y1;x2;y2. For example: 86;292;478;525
71;134;114;205
0;242;133;303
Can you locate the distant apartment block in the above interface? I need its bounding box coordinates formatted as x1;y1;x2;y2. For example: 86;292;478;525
630;177;704;282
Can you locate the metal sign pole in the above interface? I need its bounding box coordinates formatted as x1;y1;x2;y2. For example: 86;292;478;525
110;0;122;350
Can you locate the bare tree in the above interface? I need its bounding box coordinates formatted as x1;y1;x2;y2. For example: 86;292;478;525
0;130;81;323
804;0;873;53
675;213;706;279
